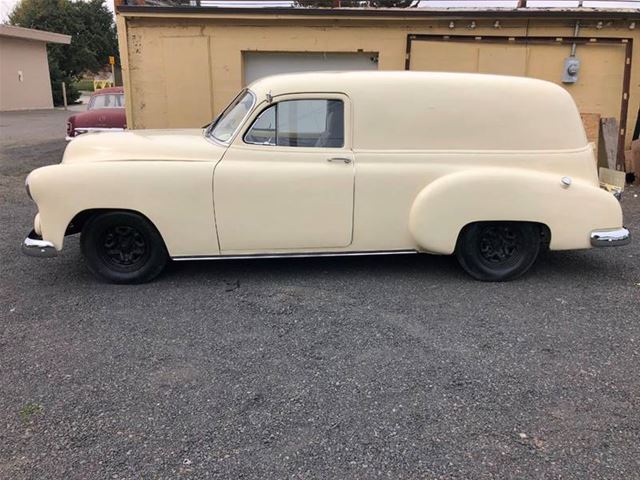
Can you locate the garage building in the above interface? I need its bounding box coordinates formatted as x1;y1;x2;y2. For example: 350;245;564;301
0;24;71;111
114;2;640;170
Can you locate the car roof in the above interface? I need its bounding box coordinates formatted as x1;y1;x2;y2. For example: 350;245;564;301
245;71;586;151
247;70;556;99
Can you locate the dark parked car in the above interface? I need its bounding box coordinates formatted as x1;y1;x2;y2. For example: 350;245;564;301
66;87;126;140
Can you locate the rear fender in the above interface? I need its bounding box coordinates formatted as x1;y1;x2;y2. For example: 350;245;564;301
409;168;622;254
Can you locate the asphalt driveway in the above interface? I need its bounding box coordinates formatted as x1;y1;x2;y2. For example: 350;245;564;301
1;110;639;479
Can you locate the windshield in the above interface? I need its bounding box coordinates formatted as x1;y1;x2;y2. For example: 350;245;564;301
207;90;255;143
89;94;124;110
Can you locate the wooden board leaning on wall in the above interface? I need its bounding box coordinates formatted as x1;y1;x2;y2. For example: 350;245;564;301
580;113;600;159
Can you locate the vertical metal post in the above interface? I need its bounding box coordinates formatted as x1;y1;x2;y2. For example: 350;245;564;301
62;81;68;110
617;39;633;171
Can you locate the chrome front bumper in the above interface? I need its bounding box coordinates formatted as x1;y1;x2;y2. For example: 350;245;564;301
22;230;58;258
590;227;631;247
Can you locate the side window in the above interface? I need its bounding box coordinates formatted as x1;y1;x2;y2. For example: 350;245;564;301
244;105;276;145
244;99;344;148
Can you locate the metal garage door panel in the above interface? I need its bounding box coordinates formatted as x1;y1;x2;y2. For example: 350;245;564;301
409;41;478;72
162;36;213;128
526;43;626;120
243;52;378;85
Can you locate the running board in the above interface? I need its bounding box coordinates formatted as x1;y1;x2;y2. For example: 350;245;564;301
172;249;418;262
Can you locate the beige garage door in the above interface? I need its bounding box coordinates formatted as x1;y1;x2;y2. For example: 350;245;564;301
409;39;626;123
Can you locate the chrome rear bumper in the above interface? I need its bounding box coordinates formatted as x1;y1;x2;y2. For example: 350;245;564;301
22;230;58;258
590;227;631;247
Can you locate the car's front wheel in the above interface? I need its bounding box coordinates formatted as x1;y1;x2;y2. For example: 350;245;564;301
455;221;541;281
80;211;168;284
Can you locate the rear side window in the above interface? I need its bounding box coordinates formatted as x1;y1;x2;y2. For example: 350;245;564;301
89;94;124;109
244;99;344;148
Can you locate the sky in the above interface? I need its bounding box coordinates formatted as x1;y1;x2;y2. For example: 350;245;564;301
0;0;636;23
0;0;116;22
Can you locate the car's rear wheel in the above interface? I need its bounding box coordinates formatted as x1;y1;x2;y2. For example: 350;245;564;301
455;222;541;281
80;211;168;284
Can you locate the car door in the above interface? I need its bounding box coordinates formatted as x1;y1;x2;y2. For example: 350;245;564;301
213;94;354;253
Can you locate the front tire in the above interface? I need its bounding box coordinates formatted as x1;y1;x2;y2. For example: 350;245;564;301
80;211;168;284
455;222;541;282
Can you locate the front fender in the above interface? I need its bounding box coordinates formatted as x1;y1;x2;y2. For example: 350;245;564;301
27;161;218;257
409;168;623;254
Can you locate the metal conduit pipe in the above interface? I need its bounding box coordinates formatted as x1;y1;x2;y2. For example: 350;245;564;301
570;19;581;57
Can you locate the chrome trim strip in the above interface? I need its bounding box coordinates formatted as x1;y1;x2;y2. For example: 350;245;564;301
67;127;125;141
172;249;417;262
590;227;631;247
74;127;125;134
22;230;58;258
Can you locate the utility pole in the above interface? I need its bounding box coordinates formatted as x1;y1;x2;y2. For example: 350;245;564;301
62;82;68;110
109;56;116;86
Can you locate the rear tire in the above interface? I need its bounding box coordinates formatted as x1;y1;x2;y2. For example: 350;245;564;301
455;222;541;282
80;211;168;284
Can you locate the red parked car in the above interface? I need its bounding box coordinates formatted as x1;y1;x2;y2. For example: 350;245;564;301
66;87;126;140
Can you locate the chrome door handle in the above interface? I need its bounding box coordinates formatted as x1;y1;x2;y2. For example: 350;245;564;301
327;157;352;164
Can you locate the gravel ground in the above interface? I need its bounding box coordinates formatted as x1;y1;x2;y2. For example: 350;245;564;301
1;111;639;479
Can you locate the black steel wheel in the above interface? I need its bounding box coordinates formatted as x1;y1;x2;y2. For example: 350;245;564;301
81;211;168;284
455;222;541;281
97;225;150;272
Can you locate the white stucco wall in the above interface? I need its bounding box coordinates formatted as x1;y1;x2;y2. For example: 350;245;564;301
0;36;54;111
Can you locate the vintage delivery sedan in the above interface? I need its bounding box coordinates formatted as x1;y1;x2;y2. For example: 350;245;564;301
23;72;629;283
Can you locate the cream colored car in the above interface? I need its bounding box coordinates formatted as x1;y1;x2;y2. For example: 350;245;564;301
23;71;629;283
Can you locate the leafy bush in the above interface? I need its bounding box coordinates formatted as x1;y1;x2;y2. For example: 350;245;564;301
73;79;95;92
49;63;81;106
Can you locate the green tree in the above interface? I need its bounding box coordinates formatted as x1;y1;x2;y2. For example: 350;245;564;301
9;0;119;105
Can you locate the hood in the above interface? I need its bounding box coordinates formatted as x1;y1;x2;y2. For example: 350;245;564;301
62;129;226;164
69;108;126;128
